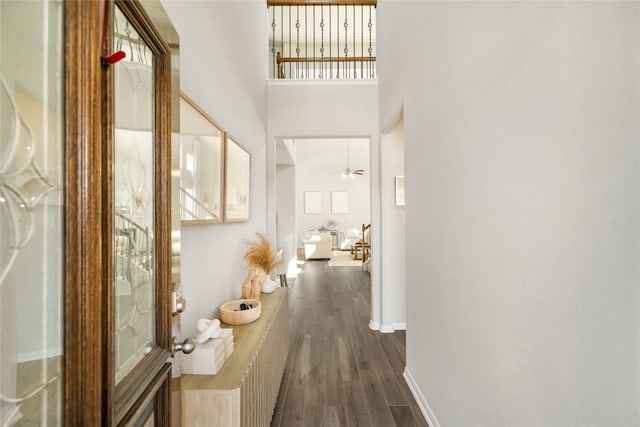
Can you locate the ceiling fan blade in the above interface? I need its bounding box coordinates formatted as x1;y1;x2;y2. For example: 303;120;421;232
353;170;365;175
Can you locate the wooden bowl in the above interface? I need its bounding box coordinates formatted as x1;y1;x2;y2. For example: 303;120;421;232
219;299;262;325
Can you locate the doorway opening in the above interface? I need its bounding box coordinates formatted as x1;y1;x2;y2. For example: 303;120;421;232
275;137;371;284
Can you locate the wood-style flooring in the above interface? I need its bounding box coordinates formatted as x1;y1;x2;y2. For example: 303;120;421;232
271;260;429;427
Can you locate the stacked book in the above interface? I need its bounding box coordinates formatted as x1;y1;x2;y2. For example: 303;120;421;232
182;328;234;375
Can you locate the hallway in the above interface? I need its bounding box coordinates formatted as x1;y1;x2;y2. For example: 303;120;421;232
271;261;428;427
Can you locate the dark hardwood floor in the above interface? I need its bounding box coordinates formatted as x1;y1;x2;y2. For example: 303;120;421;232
271;260;429;427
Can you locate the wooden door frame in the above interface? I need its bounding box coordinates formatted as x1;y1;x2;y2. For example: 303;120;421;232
63;1;175;424
106;1;173;424
64;2;104;425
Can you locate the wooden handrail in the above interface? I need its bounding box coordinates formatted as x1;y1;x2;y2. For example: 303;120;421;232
276;51;376;78
268;0;376;6
278;55;376;64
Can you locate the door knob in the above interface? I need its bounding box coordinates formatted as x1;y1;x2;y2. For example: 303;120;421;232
172;336;196;356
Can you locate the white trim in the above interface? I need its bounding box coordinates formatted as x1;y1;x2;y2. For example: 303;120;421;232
17;347;63;363
267;79;378;87
403;367;440;427
376;323;406;333
380;324;394;333
392;322;406;330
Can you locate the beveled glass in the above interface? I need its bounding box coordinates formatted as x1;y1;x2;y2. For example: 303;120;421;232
113;5;156;385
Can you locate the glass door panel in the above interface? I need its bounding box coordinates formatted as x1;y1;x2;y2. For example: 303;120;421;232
113;5;156;385
0;0;64;425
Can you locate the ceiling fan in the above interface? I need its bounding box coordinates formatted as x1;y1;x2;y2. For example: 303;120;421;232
342;140;365;179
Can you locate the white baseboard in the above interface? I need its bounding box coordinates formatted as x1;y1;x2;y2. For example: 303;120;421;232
380;324;394;333
403;367;440;427
375;323;406;333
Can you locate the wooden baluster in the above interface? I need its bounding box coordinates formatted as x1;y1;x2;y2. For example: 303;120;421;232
276;52;284;79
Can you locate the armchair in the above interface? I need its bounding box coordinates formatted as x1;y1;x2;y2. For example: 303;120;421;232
302;232;332;260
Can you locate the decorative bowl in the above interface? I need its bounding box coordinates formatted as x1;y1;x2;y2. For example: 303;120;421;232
219;299;262;325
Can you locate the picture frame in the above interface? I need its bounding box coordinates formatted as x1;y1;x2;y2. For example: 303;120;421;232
179;93;224;224
304;191;322;214
331;191;349;214
224;135;251;222
395;176;405;206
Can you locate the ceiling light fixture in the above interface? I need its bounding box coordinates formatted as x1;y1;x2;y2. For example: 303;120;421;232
342;139;364;179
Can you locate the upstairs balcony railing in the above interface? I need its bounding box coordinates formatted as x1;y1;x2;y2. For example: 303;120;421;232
268;0;377;80
180;186;220;222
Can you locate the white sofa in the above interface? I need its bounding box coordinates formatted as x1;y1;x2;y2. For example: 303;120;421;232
303;232;332;260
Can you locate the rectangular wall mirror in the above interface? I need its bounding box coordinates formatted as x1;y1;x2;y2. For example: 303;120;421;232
224;136;250;222
179;93;224;223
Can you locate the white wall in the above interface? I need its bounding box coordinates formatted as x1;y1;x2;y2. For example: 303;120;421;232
380;119;405;331
378;2;640;426
276;163;296;270
266;81;384;326
162;0;268;337
296;138;370;245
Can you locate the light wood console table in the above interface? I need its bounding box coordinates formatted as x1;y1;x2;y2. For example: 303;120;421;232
182;288;289;426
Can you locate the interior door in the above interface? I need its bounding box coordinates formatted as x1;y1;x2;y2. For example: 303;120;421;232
0;1;65;425
103;1;176;425
1;1;182;424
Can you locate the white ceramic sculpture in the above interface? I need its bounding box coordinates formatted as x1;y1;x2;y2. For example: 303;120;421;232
195;318;221;344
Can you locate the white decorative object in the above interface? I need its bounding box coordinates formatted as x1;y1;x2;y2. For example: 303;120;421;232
262;276;277;294
182;328;234;375
196;318;221;344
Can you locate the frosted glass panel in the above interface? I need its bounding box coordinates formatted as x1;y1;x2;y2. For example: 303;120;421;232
113;6;156;385
0;1;64;425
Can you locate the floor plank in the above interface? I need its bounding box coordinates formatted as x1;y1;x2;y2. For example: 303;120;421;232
272;260;428;427
390;405;419;427
379;334;406;382
344;380;374;427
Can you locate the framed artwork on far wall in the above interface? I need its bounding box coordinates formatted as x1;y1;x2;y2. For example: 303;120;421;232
304;191;322;214
395;176;405;206
224;135;250;222
331;191;349;214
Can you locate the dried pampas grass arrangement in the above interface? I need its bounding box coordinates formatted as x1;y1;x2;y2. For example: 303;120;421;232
245;233;282;274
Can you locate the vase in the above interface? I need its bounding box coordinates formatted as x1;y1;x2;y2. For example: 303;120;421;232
261;275;277;293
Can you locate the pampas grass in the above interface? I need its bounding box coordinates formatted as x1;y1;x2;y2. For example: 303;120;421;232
245;233;281;273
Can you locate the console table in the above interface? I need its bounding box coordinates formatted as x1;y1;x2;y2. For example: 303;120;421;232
327;229;345;250
181;288;289;426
